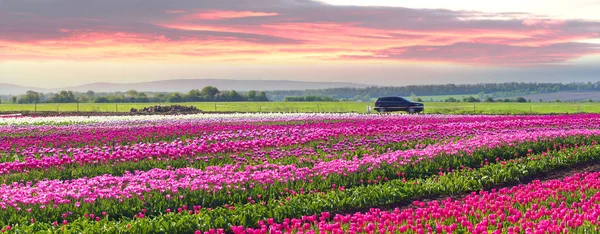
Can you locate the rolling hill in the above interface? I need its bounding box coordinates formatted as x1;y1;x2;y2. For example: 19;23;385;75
0;83;44;95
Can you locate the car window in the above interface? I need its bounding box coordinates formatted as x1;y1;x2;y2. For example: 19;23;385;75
393;97;405;102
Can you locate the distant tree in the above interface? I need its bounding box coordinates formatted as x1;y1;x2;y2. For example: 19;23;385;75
18;90;42;104
94;97;110;103
228;90;244;101
167;93;183;103
86;90;95;97
555;99;561;103
415;98;423;102
215;91;230;102
284;96;303;102
247;90;257;101
188;89;201;97
477;91;486;100
444;97;459;102
539;99;543;103
185;89;202;102
201;86;220;100
484;97;495;102
126;90;138;97
154;93;169;102
136;92;150;103
107;95;125;103
515;97;527;103
257;91;269;102
48;90;76;103
305;96;318;102
11;96;17;103
463;96;480;103
502;98;512;102
77;96;90;103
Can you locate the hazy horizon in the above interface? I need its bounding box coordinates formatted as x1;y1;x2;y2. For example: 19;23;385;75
1;0;599;88
2;65;599;89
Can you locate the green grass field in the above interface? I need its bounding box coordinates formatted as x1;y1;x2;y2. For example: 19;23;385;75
1;102;600;114
0;102;365;113
415;94;479;102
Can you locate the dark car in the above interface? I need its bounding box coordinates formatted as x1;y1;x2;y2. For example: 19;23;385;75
374;96;424;114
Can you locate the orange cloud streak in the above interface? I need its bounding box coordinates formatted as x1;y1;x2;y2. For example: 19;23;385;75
2;8;599;66
182;10;278;20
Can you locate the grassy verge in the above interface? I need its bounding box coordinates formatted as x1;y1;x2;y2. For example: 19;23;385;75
2;102;600;114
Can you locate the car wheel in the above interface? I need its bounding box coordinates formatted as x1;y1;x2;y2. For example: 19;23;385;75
378;108;387;113
408;108;416;114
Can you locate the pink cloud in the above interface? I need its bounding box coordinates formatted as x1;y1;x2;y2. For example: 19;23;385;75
522;19;566;27
341;42;600;65
2;0;600;66
183;10;279;20
166;10;186;14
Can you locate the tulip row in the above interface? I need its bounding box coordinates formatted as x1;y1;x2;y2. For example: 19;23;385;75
0;113;372;126
0;131;595;211
4;116;587;175
0;134;594;226
3;114;597;181
4;113;598;153
233;171;600;234
4;113;575;153
2;113;600;233
0;112;600;167
3;135;599;233
0;128;444;173
0;117;372;152
4;112;593;126
0;131;436;184
1;115;472;161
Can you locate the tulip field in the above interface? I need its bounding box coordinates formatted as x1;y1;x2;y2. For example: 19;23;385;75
2;113;600;233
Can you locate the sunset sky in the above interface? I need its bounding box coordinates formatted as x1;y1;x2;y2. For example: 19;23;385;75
1;0;599;88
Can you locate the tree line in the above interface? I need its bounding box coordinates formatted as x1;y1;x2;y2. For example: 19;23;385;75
267;82;600;101
2;82;600;104
3;86;269;104
436;96;530;103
